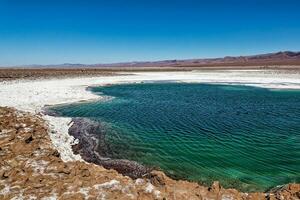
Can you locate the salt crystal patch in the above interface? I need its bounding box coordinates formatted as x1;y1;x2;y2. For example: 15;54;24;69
145;183;154;193
79;187;91;199
94;180;120;190
222;195;234;200
44;116;82;162
135;178;144;185
126;193;135;199
0;184;10;195
24;127;32;132
144;183;161;198
0;129;12;134
41;193;58;200
25;159;49;174
154;190;161;198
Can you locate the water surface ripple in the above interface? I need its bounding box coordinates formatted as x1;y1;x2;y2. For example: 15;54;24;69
50;83;300;192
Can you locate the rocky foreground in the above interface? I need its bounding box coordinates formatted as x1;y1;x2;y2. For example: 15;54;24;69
0;107;299;200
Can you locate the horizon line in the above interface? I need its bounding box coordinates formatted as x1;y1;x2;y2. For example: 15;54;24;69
1;50;299;68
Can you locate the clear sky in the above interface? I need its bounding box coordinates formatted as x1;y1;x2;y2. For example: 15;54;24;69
0;0;300;66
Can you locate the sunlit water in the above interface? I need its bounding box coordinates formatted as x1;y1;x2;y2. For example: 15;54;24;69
50;83;300;191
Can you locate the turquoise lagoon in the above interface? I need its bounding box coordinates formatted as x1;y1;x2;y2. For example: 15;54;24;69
49;83;300;191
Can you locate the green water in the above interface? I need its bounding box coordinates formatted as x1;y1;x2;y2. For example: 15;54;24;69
50;83;300;191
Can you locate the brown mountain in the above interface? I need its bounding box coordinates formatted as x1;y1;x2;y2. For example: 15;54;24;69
91;51;300;68
4;51;300;69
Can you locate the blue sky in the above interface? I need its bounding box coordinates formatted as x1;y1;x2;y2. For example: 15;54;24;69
0;0;300;66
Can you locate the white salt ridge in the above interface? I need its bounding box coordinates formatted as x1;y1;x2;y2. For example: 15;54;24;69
43;115;82;162
144;182;161;198
145;183;154;193
41;193;58;200
135;178;144;185
0;184;10;196
94;180;120;190
0;70;300;161
25;159;49;174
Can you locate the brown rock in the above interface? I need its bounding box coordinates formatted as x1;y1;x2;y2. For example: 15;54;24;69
56;164;71;175
2;170;10;179
33;183;45;188
24;135;33;143
9;159;19;168
59;193;85;200
150;170;167;187
80;169;90;177
209;181;222;193
51;149;60;157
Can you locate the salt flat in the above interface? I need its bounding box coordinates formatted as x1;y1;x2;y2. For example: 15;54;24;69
1;70;300;161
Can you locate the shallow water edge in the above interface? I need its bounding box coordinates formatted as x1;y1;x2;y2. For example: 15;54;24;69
69;117;151;179
42;81;300;192
43;105;152;178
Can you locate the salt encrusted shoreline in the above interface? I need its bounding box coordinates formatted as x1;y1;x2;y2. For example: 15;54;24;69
66;117;151;179
1;70;300;162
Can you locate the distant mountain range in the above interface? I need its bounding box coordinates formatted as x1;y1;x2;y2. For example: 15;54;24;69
12;51;300;68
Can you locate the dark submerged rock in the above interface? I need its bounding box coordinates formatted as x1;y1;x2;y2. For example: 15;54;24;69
69;117;151;179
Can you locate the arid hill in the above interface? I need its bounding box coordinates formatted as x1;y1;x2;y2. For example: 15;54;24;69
3;51;300;69
1;51;300;81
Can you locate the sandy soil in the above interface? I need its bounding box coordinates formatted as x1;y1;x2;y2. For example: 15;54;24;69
1;66;300;81
0;68;116;81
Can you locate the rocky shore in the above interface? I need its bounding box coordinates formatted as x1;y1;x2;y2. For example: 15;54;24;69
69;118;151;179
1;107;299;199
